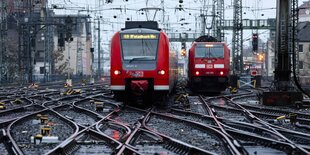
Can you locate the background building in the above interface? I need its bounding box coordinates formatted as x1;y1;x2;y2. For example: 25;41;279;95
299;1;310;22
265;0;310;85
0;0;93;83
297;22;310;85
52;15;92;77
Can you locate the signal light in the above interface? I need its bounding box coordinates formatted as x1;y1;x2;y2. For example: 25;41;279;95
251;70;257;76
180;48;186;57
195;71;200;76
258;53;264;61
205;44;214;48
158;70;165;75
252;33;258;51
114;70;121;75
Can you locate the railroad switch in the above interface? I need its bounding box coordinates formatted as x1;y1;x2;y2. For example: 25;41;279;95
33;134;43;144
75;89;81;94
95;102;104;111
14;99;22;104
64;89;81;95
228;86;238;94
64;83;72;88
64;89;73;95
82;79;87;86
89;100;95;105
31;114;42;124
41;126;51;136
174;93;190;110
28;83;39;89
273;115;297;125
0;105;6;110
40;115;48;124
288;113;297;125
31;134;59;144
36;114;42;119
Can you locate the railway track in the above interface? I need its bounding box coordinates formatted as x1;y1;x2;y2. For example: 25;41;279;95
200;93;310;154
0;82;309;155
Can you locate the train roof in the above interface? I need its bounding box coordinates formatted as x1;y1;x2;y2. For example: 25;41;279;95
122;21;161;31
194;35;218;42
120;28;160;34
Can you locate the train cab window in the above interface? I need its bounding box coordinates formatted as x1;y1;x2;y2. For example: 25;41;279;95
195;45;224;58
121;34;159;61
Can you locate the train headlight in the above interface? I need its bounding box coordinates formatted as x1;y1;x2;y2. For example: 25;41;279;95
195;71;200;76
220;71;224;75
114;70;121;75
158;70;165;75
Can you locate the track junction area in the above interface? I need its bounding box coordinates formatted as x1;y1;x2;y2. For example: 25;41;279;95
0;79;309;155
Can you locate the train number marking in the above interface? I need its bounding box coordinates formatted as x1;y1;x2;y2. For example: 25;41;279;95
214;64;224;68
207;64;213;69
128;71;144;77
195;64;206;68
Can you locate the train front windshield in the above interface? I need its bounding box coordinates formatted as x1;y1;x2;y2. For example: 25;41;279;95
121;34;159;61
195;45;224;58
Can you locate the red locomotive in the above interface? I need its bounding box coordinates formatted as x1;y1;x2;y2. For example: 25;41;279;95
188;36;230;93
110;21;178;103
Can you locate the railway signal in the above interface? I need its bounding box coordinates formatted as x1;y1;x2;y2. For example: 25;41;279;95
180;48;186;57
252;33;258;52
181;42;186;57
65;16;73;42
257;53;264;62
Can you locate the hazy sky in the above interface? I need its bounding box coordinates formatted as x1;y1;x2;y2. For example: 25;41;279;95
48;0;308;51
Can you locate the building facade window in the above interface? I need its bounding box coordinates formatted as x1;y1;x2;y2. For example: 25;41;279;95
299;61;303;69
299;44;303;52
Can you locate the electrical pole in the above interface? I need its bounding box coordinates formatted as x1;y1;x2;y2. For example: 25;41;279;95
201;0;207;36
161;0;165;30
0;0;8;83
215;0;224;42
27;0;33;83
98;19;101;79
262;0;304;106
232;0;243;74
76;12;83;77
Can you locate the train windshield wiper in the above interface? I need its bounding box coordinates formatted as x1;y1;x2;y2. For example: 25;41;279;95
129;56;153;63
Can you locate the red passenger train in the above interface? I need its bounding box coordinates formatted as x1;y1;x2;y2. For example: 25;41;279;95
110;21;178;103
188;36;230;93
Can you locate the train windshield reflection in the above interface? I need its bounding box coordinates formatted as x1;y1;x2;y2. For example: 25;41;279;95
195;46;224;58
121;34;159;61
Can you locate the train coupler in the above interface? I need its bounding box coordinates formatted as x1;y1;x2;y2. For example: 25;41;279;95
130;80;149;96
